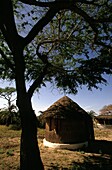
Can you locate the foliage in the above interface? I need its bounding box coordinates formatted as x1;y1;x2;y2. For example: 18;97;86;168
99;104;112;115
87;110;96;118
0;87;16;99
0;87;20;128
0;0;112;94
0;87;16;111
0;109;21;128
37;114;45;129
9;123;21;130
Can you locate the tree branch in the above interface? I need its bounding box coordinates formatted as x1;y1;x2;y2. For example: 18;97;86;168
19;0;56;7
93;33;112;49
0;0;23;51
19;0;101;7
0;94;9;100
19;0;75;7
24;7;59;46
36;44;49;64
27;64;49;99
36;35;76;61
95;18;112;23
71;5;98;33
95;41;112;49
23;1;76;46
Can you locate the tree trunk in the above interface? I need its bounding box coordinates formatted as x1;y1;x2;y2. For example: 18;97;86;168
18;98;44;170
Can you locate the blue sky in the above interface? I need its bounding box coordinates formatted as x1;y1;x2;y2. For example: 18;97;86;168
0;75;111;116
31;76;112;115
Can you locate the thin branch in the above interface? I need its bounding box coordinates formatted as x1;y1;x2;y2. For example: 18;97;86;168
0;93;12;101
93;33;112;49
95;41;112;49
10;97;17;103
77;0;105;6
0;95;9;100
37;36;76;49
71;5;98;33
23;1;76;46
36;37;72;59
36;45;49;64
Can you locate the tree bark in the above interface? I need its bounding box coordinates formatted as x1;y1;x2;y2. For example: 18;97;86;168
12;43;44;169
18;97;44;170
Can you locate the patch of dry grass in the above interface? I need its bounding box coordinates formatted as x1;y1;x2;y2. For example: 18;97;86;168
94;126;112;141
0;126;20;170
0;125;112;170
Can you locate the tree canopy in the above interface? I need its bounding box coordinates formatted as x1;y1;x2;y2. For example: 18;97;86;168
0;87;16;99
0;86;16;111
87;110;96;117
0;0;112;95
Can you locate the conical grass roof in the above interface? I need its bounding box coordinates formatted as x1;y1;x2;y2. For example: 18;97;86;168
42;96;90;119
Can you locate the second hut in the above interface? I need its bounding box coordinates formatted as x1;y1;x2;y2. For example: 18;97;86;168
42;96;94;149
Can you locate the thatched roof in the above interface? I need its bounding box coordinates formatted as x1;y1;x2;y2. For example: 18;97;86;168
42;96;91;119
96;115;112;120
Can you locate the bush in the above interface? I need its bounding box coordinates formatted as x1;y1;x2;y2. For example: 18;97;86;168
0;109;21;128
37;115;45;129
9;124;21;130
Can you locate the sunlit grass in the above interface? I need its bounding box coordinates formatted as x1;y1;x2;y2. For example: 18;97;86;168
0;125;112;170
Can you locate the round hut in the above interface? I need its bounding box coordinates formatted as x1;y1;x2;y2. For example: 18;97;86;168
42;96;94;150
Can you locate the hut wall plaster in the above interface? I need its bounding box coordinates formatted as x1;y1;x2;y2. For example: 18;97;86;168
43;138;88;150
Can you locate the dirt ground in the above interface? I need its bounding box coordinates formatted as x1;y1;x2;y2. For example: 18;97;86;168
0;125;112;170
39;126;112;170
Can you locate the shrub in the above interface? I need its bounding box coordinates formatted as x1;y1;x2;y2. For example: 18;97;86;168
0;109;21;129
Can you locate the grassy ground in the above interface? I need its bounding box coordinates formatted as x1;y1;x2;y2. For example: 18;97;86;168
0;125;112;170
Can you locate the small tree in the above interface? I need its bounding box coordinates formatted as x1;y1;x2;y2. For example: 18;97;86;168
0;87;16;113
88;110;96;118
0;87;18;126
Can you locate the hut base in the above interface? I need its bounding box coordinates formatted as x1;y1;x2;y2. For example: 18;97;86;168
43;138;88;150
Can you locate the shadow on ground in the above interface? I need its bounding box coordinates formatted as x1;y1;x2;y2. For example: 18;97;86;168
71;140;112;170
46;140;112;170
71;155;112;170
86;140;112;154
